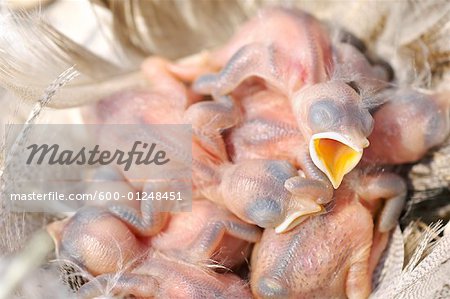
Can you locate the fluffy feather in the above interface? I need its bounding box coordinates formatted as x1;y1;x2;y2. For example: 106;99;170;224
0;8;146;108
371;222;450;299
374;1;450;89
0;66;79;259
94;0;263;59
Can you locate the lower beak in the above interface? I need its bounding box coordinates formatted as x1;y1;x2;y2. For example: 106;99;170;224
275;199;324;234
309;132;368;189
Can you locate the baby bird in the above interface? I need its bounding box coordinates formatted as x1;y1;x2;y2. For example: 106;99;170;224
184;77;373;231
149;199;262;268
84;57;228;195
250;171;406;299
364;88;450;164
209;159;326;234
76;257;253;299
47;199;260;298
86;58;329;233
191;7;382;190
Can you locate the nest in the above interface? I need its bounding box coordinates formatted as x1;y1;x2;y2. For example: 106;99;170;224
0;1;449;298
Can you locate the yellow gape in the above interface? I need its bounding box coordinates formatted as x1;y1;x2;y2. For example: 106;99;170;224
314;138;363;188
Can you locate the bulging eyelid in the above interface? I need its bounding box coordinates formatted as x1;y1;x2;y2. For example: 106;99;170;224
310;99;342;115
308;100;342;130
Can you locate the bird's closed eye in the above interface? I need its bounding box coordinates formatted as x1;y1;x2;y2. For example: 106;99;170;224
308;100;342;131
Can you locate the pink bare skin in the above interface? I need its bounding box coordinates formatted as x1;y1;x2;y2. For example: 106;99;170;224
173;62;377;234
150;199;261;268
83;57;227;195
197;7;332;90
250;172;406;299
226;80;303;166
192;7;332;98
47;206;149;277
83;166;140;210
77;257;252;299
188;7;382;193
47;199;260;298
84;57;198;126
85;58;330;233
332;42;391;92
170;7;331;85
175;43;381;232
202;79;372;216
84;57;379;234
364;88;450;164
206;159;326;234
84;15;384;233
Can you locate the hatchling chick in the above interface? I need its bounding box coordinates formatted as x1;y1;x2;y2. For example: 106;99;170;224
85;58;327;233
46;199;260;298
190;7;384;191
364;88;450;165
251;171;407;299
191;77;374;223
83;56;230;194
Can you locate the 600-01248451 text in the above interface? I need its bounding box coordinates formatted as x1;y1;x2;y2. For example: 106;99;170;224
9;191;186;201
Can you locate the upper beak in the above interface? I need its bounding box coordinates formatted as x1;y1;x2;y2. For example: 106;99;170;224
309;132;369;189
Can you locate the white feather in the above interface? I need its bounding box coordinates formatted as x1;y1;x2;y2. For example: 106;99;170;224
0;8;146;108
371;222;450;299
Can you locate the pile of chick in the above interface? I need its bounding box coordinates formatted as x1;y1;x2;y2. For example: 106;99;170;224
46;7;450;299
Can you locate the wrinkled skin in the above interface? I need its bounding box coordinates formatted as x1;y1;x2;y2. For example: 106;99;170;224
190;7;382;193
251;172;406;299
364;88;450;164
251;189;374;299
57;8;443;298
150;199;261;268
47;199;260;298
225;80;303;165
85;58;333;233
209;159;326;233
194;7;332;89
77;257;252;299
84;57;227;194
192;78;374;231
83;166;140;210
48;172;404;298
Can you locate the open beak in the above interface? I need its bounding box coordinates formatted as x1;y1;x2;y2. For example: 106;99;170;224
309;132;369;189
275;199;324;234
